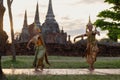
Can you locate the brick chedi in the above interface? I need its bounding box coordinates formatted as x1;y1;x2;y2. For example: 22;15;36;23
16;0;67;45
19;11;30;42
42;0;67;44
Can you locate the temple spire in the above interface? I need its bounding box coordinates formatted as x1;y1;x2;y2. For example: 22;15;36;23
46;0;55;21
34;2;40;24
68;35;71;42
34;2;41;29
61;27;64;33
23;10;28;27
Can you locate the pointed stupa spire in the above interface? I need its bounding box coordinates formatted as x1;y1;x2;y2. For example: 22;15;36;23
34;2;41;29
68;35;71;41
34;2;40;23
42;0;60;35
46;0;55;21
23;10;28;27
61;27;64;33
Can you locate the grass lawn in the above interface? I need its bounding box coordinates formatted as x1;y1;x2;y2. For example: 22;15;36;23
6;75;120;80
1;56;120;69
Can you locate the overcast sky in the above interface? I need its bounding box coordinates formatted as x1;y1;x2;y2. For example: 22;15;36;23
3;0;110;42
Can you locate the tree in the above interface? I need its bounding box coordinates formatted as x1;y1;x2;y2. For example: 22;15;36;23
94;0;120;42
7;0;16;61
0;0;8;79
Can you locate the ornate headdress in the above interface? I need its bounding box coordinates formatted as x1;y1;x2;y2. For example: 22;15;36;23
34;23;41;33
86;16;93;32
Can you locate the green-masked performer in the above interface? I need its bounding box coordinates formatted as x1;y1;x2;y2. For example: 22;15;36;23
27;27;48;71
74;17;100;71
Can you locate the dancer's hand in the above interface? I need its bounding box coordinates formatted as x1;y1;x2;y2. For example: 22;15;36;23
74;38;76;42
27;46;31;50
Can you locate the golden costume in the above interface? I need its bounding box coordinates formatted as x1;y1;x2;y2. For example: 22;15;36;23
27;26;50;71
74;16;100;71
86;31;99;65
33;37;46;70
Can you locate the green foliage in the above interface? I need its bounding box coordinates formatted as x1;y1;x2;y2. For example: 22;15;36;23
118;35;120;38
105;0;120;5
94;0;120;42
98;10;120;21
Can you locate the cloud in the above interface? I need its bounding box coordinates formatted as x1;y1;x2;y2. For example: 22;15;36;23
72;0;104;5
81;0;104;4
59;18;86;30
61;16;71;21
67;29;85;36
16;12;34;18
65;28;86;42
17;13;24;18
39;4;47;8
58;18;87;39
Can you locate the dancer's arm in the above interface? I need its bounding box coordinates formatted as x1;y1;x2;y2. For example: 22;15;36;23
94;27;100;36
74;34;87;42
95;31;100;36
27;38;33;50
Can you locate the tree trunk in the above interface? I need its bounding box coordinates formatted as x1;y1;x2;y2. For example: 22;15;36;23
7;0;16;61
0;0;7;80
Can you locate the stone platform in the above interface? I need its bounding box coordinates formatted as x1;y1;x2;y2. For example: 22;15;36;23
3;69;120;75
